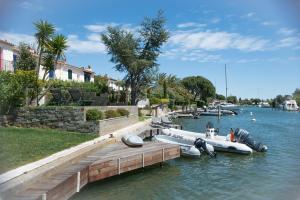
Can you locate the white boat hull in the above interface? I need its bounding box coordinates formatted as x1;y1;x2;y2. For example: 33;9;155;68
122;134;143;147
162;128;253;154
153;135;204;157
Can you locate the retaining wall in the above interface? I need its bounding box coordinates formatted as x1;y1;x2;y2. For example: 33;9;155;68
1;106;138;135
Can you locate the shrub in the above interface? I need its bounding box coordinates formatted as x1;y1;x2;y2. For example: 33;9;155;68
0;70;39;114
196;100;206;108
116;108;129;117
160;98;169;104
149;97;161;105
138;108;143;117
86;109;103;121
105;110;121;119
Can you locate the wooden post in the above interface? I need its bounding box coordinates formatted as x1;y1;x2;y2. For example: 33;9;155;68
76;172;80;192
150;129;153;138
118;158;121;175
42;193;47;200
142;153;145;168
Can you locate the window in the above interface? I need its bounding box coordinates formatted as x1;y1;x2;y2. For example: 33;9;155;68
68;69;72;80
49;70;54;78
84;72;91;82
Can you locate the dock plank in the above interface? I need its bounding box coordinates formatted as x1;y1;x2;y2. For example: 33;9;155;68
4;141;180;200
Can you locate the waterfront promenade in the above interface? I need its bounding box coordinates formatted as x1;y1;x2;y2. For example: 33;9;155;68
0;119;180;200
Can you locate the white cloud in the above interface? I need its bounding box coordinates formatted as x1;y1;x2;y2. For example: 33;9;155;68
84;23;139;34
261;21;277;26
277;27;295;36
245;12;255;18
177;22;206;29
276;37;300;48
168;30;269;51
211;18;220;24
67;34;106;54
162;48;222;63
19;1;43;11
0;31;35;46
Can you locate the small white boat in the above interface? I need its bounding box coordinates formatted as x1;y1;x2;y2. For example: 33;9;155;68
162;128;253;154
153;134;215;158
220;102;240;111
122;134;143;147
283;100;299;111
153;134;200;157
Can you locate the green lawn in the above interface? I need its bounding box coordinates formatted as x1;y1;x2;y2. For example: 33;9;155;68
0;127;97;174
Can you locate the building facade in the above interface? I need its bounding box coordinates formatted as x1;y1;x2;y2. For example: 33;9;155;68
0;40;18;72
0;39;95;83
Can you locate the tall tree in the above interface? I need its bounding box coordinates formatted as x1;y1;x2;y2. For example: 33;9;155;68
15;43;37;71
181;76;216;102
49;34;68;77
34;20;55;105
101;11;168;105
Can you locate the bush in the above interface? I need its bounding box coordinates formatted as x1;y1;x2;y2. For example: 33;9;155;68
105;110;121;119
0;70;39;114
196;100;206;108
116;108;129;117
86;109;103;121
138;108;143;117
149;97;160;105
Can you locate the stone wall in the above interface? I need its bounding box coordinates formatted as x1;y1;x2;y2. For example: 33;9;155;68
1;106;138;135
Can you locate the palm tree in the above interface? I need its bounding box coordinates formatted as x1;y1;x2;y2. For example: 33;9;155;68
49;34;68;77
34;20;55;74
34;20;55;105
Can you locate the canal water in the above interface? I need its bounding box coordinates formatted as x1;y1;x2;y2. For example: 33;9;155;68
71;107;300;200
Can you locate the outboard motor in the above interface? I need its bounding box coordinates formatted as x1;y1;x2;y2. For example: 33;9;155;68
194;138;216;158
234;129;268;152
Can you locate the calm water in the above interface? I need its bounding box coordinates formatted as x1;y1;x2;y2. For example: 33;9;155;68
71;107;300;200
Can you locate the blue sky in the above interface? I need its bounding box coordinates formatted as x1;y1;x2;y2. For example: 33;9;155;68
1;0;300;99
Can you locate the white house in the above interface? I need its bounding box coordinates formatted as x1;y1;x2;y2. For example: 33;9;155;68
107;78;124;91
0;39;95;83
0;40;18;72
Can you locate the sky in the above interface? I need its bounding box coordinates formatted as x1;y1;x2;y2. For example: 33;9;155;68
0;0;300;99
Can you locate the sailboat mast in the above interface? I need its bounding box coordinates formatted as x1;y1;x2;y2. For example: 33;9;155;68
225;64;228;101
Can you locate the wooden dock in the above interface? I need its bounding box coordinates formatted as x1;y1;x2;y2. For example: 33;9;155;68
3;141;180;200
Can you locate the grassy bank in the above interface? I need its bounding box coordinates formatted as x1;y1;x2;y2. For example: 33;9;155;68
0;127;97;174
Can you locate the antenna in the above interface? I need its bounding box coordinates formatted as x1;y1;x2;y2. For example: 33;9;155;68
225;64;228;101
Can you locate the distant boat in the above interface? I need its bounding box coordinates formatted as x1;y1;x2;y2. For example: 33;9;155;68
283;100;299;111
258;102;271;108
219;102;240;111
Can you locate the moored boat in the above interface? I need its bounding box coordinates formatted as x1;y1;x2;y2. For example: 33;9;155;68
153;134;215;157
122;134;144;147
162;128;253;154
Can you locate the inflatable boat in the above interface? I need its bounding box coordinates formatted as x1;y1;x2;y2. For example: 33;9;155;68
122;134;143;147
153;134;215;158
162;128;253;154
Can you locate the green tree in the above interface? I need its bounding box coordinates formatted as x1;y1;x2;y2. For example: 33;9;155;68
274;95;284;105
49;34;68;77
216;94;225;100
0;70;39;114
181;76;215;102
227;95;237;104
293;88;300;105
34;20;55;105
101;11;168;105
15;43;37;71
